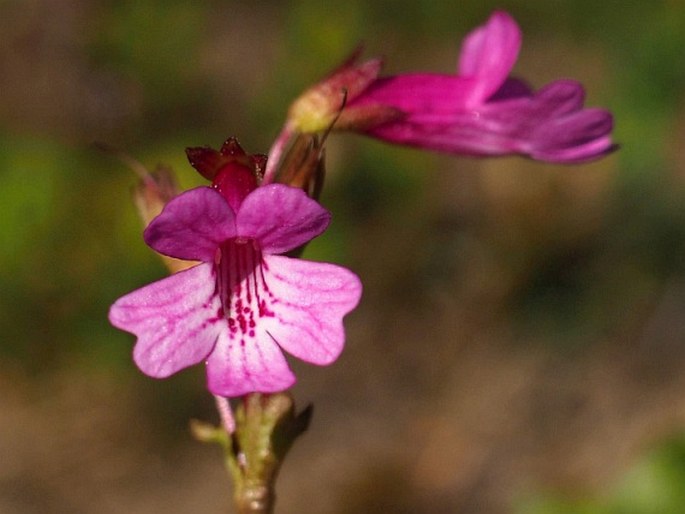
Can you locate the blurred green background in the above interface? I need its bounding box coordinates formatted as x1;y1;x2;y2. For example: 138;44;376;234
2;0;685;513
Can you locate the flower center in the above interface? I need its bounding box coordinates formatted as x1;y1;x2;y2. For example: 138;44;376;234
216;238;275;342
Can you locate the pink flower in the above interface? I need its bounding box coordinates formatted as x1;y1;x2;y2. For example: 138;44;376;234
284;11;615;166
109;140;362;397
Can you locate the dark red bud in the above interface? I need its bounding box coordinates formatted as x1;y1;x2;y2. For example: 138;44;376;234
186;137;266;184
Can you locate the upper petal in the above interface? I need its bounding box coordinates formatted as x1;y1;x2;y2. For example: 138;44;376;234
144;187;237;261
259;255;362;366
108;262;222;378
457;10;522;105
236;184;331;254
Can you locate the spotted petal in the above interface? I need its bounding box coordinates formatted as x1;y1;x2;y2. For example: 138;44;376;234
260;255;362;365
144;187;237;261
206;327;296;397
109;262;222;378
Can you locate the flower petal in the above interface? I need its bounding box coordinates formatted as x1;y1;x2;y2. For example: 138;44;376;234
367;79;615;164
458;10;522;105
108;262;222;378
353;11;522;114
524;80;587;118
205;327;296;397
529;108;616;163
236;184;331;254
260;255;362;365
354;74;475;114
144;187;237;261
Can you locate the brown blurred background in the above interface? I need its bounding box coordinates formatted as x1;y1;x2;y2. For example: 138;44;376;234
2;1;685;513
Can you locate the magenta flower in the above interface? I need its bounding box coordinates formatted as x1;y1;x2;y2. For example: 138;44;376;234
109;141;362;397
282;10;615;168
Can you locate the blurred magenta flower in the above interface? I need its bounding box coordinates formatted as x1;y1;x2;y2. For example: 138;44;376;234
109;139;362;397
284;10;615;166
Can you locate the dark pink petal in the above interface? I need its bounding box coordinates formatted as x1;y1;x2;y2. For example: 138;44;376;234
457;10;522;105
353;74;475;114
529;108;616;163
353;12;522;115
108;263;222;378
259;255;362;365
144;187;237;261
340;11;615;164
236;184;331;254
205;328;296;397
478;81;614;162
524;80;587;118
367;80;615;164
489;77;533;101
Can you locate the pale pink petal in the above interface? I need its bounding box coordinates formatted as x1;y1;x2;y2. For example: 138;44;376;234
458;10;522;105
259;255;362;365
205;327;295;397
144;187;237;261
236;184;331;254
108;262;222;378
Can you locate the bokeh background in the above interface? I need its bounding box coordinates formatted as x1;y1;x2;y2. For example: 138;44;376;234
2;0;685;512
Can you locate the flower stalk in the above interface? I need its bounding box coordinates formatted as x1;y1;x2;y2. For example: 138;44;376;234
192;393;312;514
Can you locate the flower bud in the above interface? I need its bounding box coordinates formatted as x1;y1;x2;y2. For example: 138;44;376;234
186;136;266;183
132;164;179;228
272;133;326;201
287;48;386;133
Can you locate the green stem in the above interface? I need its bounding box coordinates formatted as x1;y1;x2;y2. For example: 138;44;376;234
192;392;312;514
